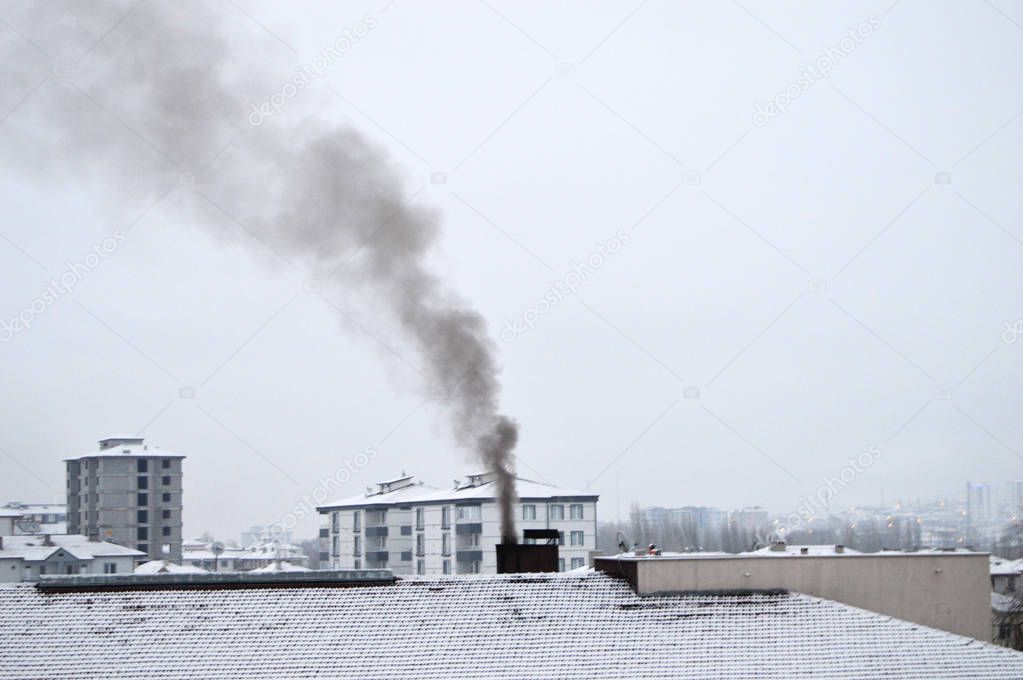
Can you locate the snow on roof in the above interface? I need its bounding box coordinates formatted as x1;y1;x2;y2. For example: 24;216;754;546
248;561;310;573
318;475;596;511
135;560;208;575
750;544;863;556
0;535;144;561
0;572;1021;679
990;556;1023;576
66;438;185;461
0;509;24;518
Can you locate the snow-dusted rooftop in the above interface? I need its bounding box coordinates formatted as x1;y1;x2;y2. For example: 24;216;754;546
65;436;185;461
318;474;596;511
0;534;144;562
0;571;1021;678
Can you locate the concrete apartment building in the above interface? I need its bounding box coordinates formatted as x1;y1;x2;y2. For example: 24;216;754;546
66;436;185;562
317;472;599;575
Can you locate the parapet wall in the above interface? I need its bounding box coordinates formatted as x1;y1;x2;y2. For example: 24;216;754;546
594;552;991;641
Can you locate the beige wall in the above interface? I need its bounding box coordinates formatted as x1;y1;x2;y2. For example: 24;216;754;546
596;553;991;641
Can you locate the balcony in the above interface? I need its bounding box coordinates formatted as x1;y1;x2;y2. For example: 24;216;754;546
365;551;389;562
455;523;482;535
365;526;389;537
456;550;483;562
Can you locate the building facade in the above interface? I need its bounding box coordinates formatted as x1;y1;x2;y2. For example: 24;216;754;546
318;473;599;575
66;436;185;562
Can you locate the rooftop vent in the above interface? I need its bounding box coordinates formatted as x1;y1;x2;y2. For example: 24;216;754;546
799;547;809;555
835;545;845;554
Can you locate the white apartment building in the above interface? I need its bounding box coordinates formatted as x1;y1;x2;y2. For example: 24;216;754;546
317;472;599;575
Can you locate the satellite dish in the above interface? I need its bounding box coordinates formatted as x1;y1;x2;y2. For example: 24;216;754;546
615;530;632;555
211;541;225;556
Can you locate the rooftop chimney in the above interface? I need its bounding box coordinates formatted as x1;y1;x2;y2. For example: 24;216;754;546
496;529;559;574
835;544;845;554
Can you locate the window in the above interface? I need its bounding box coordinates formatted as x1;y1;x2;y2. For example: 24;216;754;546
137;527;148;540
353;559;361;569
138;543;148;553
416;533;425;556
162;493;171;502
558;531;565;546
137;460;148;472
137;510;148;524
442;533;451;556
137;476;148;489
161;459;171;469
401;525;412;536
416;507;425;530
570;530;584;546
103;563;117;574
570;504;584;520
558;558;565;572
330;512;339;533
441;506;451;529
457;505;481;521
549;504;564;520
522;504;536;520
353;535;362;556
416;559;425;575
353;511;362;532
442;559;451;575
161;476;171;486
137;493;148;506
571;557;585;570
162;509;170;520
162;526;170;536
39;566;46;575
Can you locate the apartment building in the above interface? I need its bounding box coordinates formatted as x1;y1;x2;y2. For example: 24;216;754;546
66;436;185;562
317;472;599;575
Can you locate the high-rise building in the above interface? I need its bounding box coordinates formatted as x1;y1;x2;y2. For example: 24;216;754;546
66;436;185;562
966;482;993;525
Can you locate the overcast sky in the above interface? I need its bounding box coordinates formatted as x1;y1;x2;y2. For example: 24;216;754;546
1;0;1021;542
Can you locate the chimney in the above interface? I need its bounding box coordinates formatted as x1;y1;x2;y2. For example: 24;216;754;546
496;529;559;574
43;534;53;546
835;544;845;554
799;547;809;555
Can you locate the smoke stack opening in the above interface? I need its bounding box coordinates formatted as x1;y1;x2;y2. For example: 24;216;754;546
496;529;559;574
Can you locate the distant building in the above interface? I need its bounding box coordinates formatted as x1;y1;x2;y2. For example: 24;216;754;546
1009;481;1023;518
732;507;770;532
0;533;143;582
1;502;67;535
181;537;308;572
65;436;185;562
240;524;291;548
317;473;599;575
967;482;994;525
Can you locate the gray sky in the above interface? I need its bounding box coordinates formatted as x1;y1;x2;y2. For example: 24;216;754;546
1;0;1021;542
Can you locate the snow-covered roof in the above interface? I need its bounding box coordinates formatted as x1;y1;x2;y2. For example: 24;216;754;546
0;572;1021;678
318;475;596;511
0;535;144;561
990;556;1023;576
248;561;310;573
135;560;208;575
66;437;185;461
750;544;863;557
993;591;1018;614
